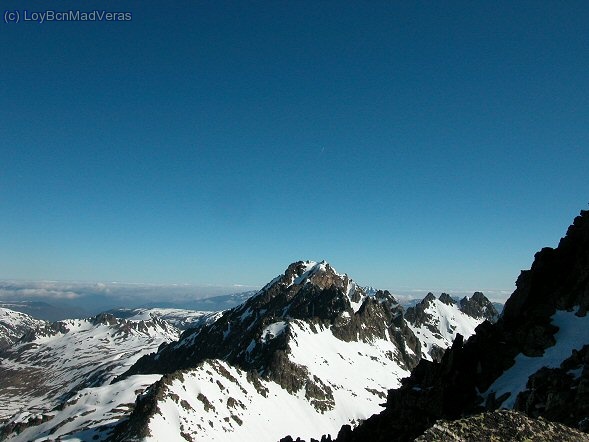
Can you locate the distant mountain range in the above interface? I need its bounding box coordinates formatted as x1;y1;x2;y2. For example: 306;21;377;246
0;261;495;441
0;310;178;435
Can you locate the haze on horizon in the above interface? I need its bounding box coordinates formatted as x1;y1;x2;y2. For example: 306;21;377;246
1;1;588;299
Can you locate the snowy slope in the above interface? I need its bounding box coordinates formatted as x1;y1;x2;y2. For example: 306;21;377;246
405;294;490;361
0;313;179;423
0;307;45;350
141;354;406;442
5;374;161;442
130;317;412;442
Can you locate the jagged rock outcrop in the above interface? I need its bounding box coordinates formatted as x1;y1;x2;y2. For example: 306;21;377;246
459;291;499;322
329;210;589;442
438;293;455;306
404;293;437;329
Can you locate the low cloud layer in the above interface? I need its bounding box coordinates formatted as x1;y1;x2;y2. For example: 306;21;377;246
0;280;260;314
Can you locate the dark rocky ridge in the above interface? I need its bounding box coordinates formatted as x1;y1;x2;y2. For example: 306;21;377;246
328;210;589;441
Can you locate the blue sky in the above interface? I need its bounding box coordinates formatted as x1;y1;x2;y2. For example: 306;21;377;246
1;1;588;299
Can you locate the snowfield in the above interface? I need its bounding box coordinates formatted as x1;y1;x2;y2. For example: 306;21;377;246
7;374;162;442
143;316;412;442
0;313;179;422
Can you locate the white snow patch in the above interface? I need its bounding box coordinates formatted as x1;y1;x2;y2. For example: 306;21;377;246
261;321;288;342
483;308;589;408
344;280;364;313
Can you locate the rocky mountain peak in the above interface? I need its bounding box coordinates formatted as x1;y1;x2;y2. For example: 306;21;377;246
402;291;495;362
438;293;455;306
373;289;399;305
423;292;436;303
266;260;352;293
459;291;499;322
118;260;386;381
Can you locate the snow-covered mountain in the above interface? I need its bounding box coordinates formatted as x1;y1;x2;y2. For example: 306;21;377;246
405;292;498;361
107;261;414;441
0;312;180;433
110;261;493;442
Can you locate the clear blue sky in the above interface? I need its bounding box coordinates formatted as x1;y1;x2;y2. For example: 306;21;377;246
1;1;588;298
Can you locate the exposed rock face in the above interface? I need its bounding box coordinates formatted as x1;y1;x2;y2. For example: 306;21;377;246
329;210;589;442
438;293;455;306
404;293;437;330
414;410;589;442
459;291;499;323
